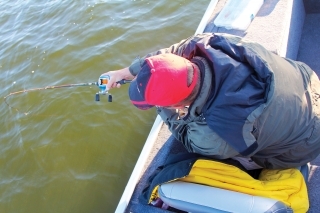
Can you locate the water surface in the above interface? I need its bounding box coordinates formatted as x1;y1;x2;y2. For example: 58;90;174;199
0;1;208;212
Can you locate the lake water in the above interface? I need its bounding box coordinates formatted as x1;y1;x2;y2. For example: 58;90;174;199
0;0;208;212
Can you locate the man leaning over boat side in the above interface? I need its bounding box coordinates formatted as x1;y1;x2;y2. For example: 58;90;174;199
100;33;320;170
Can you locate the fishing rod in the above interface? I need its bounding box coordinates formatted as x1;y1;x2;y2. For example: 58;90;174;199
4;75;131;113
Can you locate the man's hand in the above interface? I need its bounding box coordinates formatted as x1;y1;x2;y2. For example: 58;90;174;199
100;67;135;90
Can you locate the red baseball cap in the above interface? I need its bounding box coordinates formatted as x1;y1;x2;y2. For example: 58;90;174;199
129;53;198;110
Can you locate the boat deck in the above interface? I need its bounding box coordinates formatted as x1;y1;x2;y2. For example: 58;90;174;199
118;0;320;212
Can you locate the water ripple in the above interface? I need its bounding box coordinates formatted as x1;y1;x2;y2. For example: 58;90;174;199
0;1;208;212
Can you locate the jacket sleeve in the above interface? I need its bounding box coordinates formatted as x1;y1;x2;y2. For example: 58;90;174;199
129;33;213;76
156;107;182;136
157;107;239;159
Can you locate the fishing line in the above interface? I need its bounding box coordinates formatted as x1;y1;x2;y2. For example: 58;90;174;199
4;82;98;114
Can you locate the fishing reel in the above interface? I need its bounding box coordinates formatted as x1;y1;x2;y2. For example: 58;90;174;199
95;75;131;102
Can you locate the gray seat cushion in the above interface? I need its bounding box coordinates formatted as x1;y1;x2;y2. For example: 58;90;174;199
158;181;292;213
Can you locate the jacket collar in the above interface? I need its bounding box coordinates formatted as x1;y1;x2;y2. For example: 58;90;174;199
187;56;213;119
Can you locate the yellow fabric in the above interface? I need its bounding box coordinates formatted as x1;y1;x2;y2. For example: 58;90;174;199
150;185;159;203
180;160;309;213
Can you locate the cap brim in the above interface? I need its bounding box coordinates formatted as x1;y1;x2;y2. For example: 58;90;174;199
128;79;153;110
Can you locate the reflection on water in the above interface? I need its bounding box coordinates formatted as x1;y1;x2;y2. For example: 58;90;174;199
0;1;207;212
